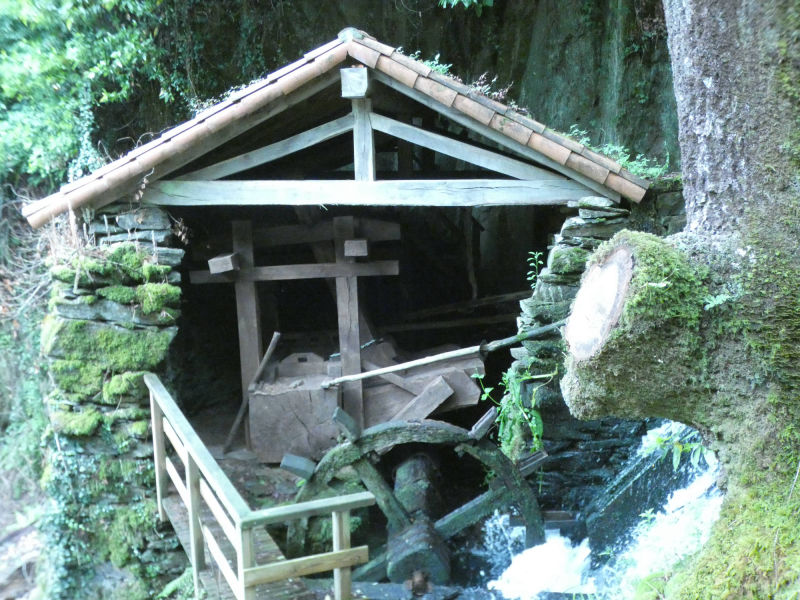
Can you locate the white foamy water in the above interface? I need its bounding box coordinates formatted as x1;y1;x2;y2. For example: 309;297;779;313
488;532;596;598
487;426;723;599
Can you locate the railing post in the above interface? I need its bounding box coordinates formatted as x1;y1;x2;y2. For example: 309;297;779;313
150;391;167;523
186;456;205;599
238;525;256;600
332;510;352;600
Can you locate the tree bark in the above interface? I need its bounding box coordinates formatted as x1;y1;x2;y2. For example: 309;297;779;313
562;1;800;596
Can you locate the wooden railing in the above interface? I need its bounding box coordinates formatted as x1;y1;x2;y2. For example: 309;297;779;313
145;374;374;600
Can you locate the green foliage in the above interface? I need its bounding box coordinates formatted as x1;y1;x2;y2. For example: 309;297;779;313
642;427;713;471
102;371;147;404
473;368;553;458
0;0;175;188
568;125;669;179
526;250;544;289
438;0;494;16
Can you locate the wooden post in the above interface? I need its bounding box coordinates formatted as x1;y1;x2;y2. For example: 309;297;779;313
150;392;167;523
238;526;256;600
186;457;205;598
332;510;352;600
232;221;263;447
334;216;364;429
351;98;375;181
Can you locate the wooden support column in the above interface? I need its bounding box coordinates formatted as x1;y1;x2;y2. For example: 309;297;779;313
352;98;375;181
334;216;363;429
232;221;263;447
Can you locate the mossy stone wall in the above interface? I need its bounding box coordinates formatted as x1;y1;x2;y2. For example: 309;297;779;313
39;206;187;599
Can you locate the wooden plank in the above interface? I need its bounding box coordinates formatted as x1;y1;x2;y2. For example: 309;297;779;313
469;407;498;440
243;547;369;587
352;99;375;181
370;112;566;182
179;113;354;181
162;418;188;464
334;217;364;430
352;459;411;534
209;252;240;274
332;407;362;442
241;491;375;528
332;510;352;600
162;496;238;600
517;449;549;477
380;313;518;334
361;360;424;396
165;457;188;506
280;454;317;480
199;478;238;547
404;290;532;320
190;260;399;284
187;458;206;594
144;374;252;520
389;376;453;421
202;522;241;597
143;179;592;207
434;486;510;539
150;396;168;523
370;71;617;201
232;221;262;449
344;239;368;257
341;67;369;98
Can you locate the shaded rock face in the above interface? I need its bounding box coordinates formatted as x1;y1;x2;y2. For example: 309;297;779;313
136;1;677;167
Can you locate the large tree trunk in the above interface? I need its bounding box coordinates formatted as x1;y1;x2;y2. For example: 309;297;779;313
561;1;800;596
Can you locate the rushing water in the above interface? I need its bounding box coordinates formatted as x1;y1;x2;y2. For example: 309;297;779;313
484;424;723;599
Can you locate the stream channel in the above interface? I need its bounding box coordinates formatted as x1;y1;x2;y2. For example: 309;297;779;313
460;421;723;599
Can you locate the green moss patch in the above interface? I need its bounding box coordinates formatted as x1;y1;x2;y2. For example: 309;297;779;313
135;283;181;315
48;243;173;290
102;371;148;404
97;285;137;304
42;316;177;371
50;359;105;396
51;406;103;436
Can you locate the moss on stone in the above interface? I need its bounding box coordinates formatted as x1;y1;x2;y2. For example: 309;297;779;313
142;263;172;282
97;285;137;304
135;283;181;315
50;359;105;396
102;371;148;404
51;407;103;436
41;316;177;371
127;420;150;438
97;500;158;567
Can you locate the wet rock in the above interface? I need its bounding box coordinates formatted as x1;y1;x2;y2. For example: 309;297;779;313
99;229;172;245
116;207;171;231
560;216;629;240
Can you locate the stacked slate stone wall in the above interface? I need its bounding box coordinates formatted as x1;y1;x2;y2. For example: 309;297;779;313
39;206;187;599
505;179;685;514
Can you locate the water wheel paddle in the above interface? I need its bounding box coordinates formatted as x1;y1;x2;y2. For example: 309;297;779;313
286;418;544;584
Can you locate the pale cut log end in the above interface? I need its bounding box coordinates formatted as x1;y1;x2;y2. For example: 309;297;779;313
564;246;633;361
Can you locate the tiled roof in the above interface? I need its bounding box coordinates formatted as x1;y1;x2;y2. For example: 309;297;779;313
23;28;649;229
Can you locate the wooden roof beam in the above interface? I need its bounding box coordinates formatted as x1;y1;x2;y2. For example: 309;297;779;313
369;112;567;182
143;178;592;208
179;113;354;181
370;72;620;202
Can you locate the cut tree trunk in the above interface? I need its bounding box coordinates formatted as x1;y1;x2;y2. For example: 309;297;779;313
561;1;800;597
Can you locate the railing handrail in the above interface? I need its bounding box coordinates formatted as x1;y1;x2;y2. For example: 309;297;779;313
241;491;375;527
144;373;251;523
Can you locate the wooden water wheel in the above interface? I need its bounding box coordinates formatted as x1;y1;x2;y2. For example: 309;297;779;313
285;417;544;585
